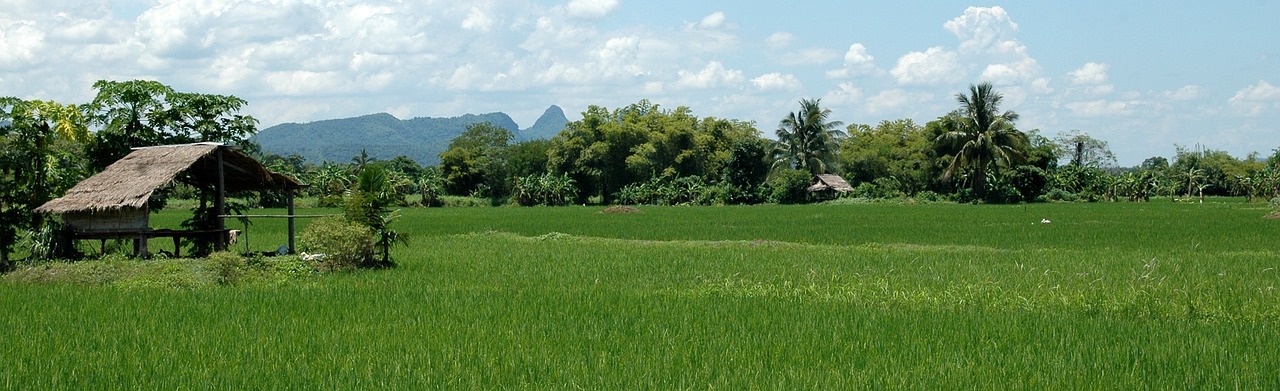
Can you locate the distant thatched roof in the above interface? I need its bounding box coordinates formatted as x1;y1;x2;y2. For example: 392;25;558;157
807;174;854;193
36;143;302;214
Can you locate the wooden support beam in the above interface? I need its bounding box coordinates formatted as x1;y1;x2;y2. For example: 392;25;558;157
215;147;227;252
287;188;296;255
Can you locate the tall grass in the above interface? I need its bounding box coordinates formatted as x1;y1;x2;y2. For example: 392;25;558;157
2;199;1278;388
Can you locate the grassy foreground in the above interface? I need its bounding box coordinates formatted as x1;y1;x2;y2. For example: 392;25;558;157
2;200;1279;388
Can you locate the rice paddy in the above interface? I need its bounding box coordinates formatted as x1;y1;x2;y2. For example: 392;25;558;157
2;199;1278;388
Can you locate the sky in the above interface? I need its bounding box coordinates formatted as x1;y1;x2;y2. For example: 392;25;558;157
2;0;1278;166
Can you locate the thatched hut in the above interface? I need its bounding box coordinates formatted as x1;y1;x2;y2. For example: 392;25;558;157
36;143;303;256
806;174;854;200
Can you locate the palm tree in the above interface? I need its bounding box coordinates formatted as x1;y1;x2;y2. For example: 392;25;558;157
935;82;1028;198
772;98;846;175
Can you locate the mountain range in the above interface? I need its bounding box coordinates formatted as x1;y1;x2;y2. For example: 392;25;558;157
253;105;569;165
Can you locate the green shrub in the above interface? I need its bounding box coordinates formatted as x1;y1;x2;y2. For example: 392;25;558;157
765;169;812;204
206;251;247;286
912;190;943;202
299;217;375;271
439;196;490;207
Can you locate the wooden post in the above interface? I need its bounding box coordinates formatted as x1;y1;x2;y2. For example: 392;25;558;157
215;147;227;252
287;188;296;254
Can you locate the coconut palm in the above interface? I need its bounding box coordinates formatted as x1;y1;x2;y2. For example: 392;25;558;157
772;98;846;175
935;82;1028;198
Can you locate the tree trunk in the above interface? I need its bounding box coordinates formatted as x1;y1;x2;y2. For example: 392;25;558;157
972;162;987;200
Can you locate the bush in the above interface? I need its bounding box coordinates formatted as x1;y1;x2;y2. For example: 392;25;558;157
299;217;375;271
207;251;247;285
439;196;490;207
1045;188;1078;202
615;175;716;206
765;169;812;204
912;191;943;202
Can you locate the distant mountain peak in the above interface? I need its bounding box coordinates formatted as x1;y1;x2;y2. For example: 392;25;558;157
520;105;569;141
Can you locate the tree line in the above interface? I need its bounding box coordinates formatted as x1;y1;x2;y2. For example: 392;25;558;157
6;80;1280;261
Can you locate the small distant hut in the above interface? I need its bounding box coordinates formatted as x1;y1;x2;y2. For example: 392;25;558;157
806;174;854;200
35;143;304;257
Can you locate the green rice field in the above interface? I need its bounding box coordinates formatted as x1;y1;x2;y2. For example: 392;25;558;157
3;200;1278;388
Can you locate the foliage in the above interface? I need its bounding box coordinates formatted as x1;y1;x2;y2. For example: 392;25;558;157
1007;165;1049;202
344;166;405;267
933;82;1029;199
764;169;812;204
298;217;375;271
772;98;846;175
838;119;933;194
513;173;577;206
0;97;93;262
547;100;760;204
506;139;552;179
439;122;513;199
1054;129;1117;168
720;137;771;204
1052;165;1112;202
615;175;716;206
84;80;257;172
416;167;447;207
14;219;79;262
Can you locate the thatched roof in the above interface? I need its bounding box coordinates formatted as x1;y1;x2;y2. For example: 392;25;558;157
36;143;302;214
807;174;854;193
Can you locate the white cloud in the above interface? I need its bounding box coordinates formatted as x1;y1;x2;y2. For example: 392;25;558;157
0;20;46;69
1229;80;1280;102
1228;80;1280;116
751;72;800;91
866;89;932;115
675;61;743;89
1070;62;1109;85
944;6;1018;54
1163;85;1204;101
698;11;726;29
821;83;863;106
462;7;494;31
765;32;793;49
826;43;878;78
891;47;962;85
566;0;619;19
980;57;1041;85
1066;99;1132;117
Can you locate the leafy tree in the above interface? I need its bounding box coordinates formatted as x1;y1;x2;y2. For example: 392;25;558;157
1;98;92;262
351;149;377;173
416;167;446;207
772;98;846;175
163;91;257;144
764;168;813;204
507;139;552;179
934;82;1029;200
308;162;354;205
1008;165;1050;202
1052;164;1112;201
439;122;513;199
1023;130;1059;170
838;119;931;195
1054;130;1117;168
83;80;175;170
513;173;577;206
721;137;771;204
85;80;258;172
547;101;759;204
344;166;405;267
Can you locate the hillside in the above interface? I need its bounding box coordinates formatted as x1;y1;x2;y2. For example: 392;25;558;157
253;105;568;165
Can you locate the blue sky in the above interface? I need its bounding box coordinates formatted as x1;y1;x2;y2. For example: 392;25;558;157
2;0;1278;165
